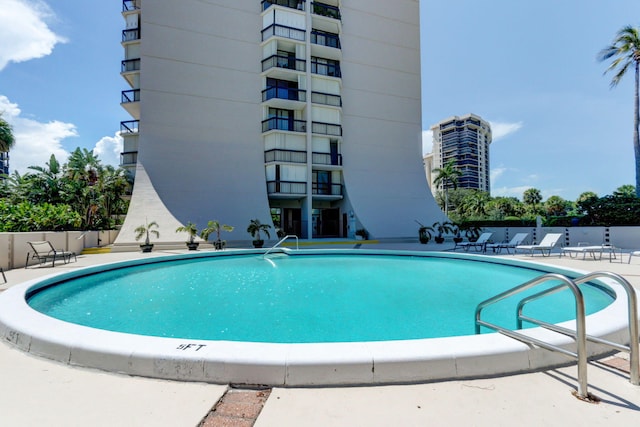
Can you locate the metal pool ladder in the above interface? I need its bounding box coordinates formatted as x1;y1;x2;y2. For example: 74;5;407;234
263;235;299;258
475;271;638;399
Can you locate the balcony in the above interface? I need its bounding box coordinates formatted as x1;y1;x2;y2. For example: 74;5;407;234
311;91;341;107
264;149;307;163
312;152;342;166
262;0;305;11
311;2;341;20
121;58;140;73
262;87;306;110
311;59;341;78
122;28;140;42
262;54;306;73
262;117;306;133
267;180;307;197
312;182;342;196
120;151;138;167
311;30;340;49
121;89;140;118
122;0;140;12
262;24;305;42
312;121;342;136
120;120;139;134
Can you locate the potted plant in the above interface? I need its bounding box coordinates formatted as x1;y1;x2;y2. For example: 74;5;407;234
432;221;453;244
355;228;369;240
462;224;482;242
451;222;464;244
200;220;234;250
134;219;159;252
247;218;271;248
175;221;199;250
415;221;433;244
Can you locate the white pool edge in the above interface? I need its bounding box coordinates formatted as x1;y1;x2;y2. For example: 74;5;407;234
0;250;633;386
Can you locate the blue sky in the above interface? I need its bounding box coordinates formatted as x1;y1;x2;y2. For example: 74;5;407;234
1;0;639;201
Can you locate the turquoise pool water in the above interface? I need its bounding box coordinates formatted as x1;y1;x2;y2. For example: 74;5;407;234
27;253;614;343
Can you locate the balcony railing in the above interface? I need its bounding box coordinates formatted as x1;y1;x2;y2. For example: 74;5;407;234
121;89;140;103
311;2;341;20
262;54;306;72
122;0;140;12
262;0;305;11
262;117;306;133
120;151;138;166
312;152;342;166
264;149;307;163
311;60;341;77
120;120;140;134
311;91;341;107
311;30;341;49
262;87;307;102
122;28;140;42
121;58;141;73
267;180;307;195
313;182;342;196
262;24;305;42
312;121;342;136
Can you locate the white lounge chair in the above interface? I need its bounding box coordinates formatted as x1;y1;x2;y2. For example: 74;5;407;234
562;244;617;261
454;232;493;252
515;233;562;257
629;251;640;264
25;241;77;268
486;233;529;254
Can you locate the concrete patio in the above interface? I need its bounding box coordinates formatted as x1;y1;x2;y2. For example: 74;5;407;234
0;243;638;426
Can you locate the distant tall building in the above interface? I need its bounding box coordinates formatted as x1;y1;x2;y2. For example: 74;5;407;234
114;0;444;245
0;152;8;177
424;113;492;195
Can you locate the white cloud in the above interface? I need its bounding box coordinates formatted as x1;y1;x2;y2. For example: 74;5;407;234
491;185;532;199
0;0;66;70
0;95;74;173
93;133;123;168
490;167;507;184
489;121;523;142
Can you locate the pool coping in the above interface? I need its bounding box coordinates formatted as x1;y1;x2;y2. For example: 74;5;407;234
0;249;632;386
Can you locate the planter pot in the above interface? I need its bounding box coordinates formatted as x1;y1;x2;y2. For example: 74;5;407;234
186;242;199;251
140;243;154;253
214;240;225;250
253;240;264;248
435;236;445;244
419;237;430;244
453;237;463;244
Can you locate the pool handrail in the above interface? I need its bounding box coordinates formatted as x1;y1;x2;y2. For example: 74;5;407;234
263;235;299;258
475;273;589;399
515;271;638;386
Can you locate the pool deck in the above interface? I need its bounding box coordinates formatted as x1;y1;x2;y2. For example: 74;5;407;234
0;242;639;426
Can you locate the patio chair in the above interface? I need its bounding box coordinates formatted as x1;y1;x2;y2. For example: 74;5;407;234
515;233;562;257
1;267;5;284
25;241;77;268
454;232;494;252
486;233;529;254
629;250;640;264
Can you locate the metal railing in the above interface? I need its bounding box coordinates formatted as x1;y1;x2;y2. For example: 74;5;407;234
121;89;140;103
312;151;342;166
262;117;306;133
262;54;306;72
311;60;341;77
476;271;640;399
122;0;140;12
264;149;307;163
262;0;305;11
266;180;306;195
262;87;307;102
122;28;140;42
311;30;341;49
312;121;342;136
120;151;138;166
263;235;299;258
311;2;341;20
120;120;139;134
262;24;305;42
121;58;140;73
311;91;341;107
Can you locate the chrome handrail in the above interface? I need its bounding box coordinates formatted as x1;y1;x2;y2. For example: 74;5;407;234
475;273;589;398
263;235;299;258
516;271;638;386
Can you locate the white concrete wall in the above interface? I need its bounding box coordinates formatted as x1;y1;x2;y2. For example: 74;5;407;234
340;0;446;237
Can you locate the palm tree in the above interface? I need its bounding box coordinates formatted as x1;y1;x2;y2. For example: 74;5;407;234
432;159;462;215
200;220;234;250
598;25;640;197
246;218;271;248
0;114;15;153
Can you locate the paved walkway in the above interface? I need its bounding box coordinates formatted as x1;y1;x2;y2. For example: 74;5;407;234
0;244;638;426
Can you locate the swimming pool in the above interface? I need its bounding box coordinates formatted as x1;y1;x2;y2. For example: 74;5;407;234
0;249;632;386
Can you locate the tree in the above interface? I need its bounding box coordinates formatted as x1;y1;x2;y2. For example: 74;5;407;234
0;114;15;153
544;195;569;217
598;25;640;197
432;159;462;216
613;184;636;198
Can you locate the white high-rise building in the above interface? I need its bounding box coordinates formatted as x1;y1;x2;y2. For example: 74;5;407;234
424;114;492;195
115;0;443;246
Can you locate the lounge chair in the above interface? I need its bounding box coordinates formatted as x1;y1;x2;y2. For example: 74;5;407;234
629;251;640;264
0;267;5;284
25;241;77;268
454;232;494;252
515;233;562;257
562;243;617;261
486;233;529;254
